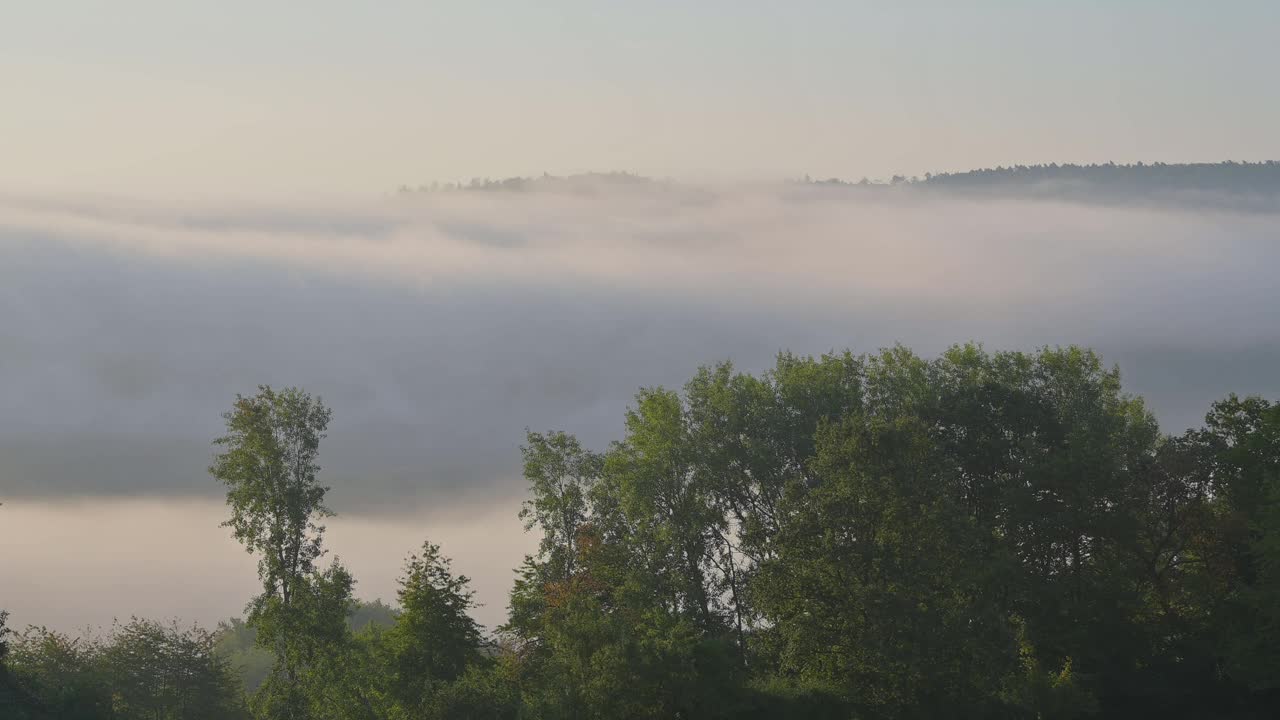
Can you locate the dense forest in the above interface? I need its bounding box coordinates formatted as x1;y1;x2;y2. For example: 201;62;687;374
864;161;1280;210
3;345;1279;718
398;171;660;194
397;162;1280;211
808;160;1280;193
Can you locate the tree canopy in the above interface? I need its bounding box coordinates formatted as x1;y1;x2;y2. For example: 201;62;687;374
5;344;1278;718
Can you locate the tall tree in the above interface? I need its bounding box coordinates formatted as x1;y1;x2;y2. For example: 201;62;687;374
210;385;343;719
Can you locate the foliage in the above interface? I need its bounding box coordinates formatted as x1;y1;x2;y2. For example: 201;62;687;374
211;385;334;607
370;541;488;718
3;620;246;720
1201;396;1280;695
0;609;9;662
34;349;1280;719
216;600;400;695
210;385;357;719
6;627;114;720
507;345;1280;718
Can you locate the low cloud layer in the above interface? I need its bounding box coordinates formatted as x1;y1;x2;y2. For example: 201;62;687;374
3;181;1280;631
2;183;1279;513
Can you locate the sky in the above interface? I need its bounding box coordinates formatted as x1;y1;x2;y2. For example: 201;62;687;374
2;2;1280;633
3;1;1280;195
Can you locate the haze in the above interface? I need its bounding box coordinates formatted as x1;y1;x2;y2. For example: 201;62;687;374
4;1;1280;637
3;180;1280;630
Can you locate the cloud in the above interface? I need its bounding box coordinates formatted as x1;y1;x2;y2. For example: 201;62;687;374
1;183;1279;515
3;180;1280;633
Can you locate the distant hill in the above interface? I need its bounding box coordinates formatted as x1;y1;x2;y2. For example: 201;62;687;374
804;161;1280;211
398;171;664;195
398;161;1280;211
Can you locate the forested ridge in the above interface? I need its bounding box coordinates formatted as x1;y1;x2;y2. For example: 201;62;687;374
810;160;1280;191
4;345;1279;718
397;162;1280;211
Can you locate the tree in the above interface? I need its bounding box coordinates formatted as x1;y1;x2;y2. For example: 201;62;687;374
511;405;754;718
753;347;1020;716
215;601;400;697
32;345;1273;719
3;619;247;720
519;431;603;585
100;618;248;720
5;627;113;720
377;541;486;717
210;385;346;719
509;344;1280;717
597;387;725;630
265;562;365;720
1198;396;1280;695
0;610;9;664
0;609;47;720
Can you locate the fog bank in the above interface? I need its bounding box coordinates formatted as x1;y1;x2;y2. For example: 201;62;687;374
2;182;1278;630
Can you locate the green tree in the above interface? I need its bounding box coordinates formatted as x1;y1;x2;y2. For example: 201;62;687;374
519;431;603;585
255;561;362;720
215;600;400;696
511;406;750;717
6;627;113;720
426;662;521;720
0;609;48;720
753;347;1019;717
518;344;1278;717
5;619;247;720
1198;396;1280;695
376;541;486;717
100;618;248;720
0;610;10;665
210;385;349;719
684;352;867;662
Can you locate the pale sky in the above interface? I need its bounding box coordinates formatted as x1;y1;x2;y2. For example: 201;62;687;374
3;1;1279;194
